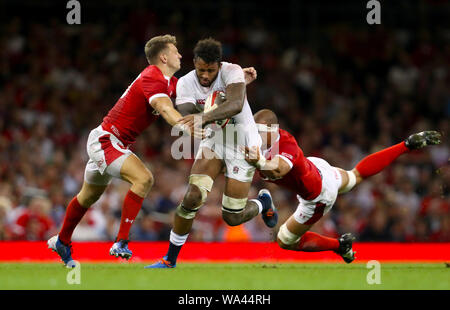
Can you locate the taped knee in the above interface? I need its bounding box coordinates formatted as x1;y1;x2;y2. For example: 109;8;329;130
338;170;357;194
277;223;301;246
176;174;214;220
176;203;200;220
189;174;214;205
221;195;247;214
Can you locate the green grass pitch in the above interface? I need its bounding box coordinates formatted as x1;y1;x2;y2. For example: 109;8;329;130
0;262;448;290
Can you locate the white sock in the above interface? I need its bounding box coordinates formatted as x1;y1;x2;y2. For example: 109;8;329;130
170;230;189;246
250;199;263;214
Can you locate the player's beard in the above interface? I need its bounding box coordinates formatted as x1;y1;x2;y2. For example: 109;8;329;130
198;74;217;87
200;79;211;87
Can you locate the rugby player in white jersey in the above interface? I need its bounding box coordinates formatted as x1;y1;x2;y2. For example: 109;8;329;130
146;38;277;268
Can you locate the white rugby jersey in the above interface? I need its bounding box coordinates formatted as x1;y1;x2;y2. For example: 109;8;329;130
176;62;260;147
176;62;256;123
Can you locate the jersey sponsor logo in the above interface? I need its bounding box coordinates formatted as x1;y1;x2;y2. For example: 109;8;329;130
196;99;205;105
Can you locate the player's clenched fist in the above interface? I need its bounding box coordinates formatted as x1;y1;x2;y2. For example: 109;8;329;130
243;67;257;85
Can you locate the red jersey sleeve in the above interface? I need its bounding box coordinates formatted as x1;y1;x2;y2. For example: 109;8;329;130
276;135;301;168
141;72;170;104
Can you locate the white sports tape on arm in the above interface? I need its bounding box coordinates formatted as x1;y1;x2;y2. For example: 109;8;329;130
338;170;357;194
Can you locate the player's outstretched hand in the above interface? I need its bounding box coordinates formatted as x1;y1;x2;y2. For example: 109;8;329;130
174;123;205;139
243;67;257;85
242;145;261;166
176;114;205;139
177;114;196;128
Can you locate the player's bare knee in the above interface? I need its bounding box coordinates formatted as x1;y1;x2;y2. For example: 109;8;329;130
133;171;154;196
143;171;155;189
183;185;203;210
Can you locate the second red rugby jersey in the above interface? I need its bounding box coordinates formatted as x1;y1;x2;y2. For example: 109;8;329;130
261;128;323;200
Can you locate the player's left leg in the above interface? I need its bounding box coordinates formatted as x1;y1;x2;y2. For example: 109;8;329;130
109;153;154;259
337;130;441;194
145;147;224;268
48;155;112;268
221;178;278;228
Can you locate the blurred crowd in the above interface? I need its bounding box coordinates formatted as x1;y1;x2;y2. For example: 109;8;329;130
0;4;449;243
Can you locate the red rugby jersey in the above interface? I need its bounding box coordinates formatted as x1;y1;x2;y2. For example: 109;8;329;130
102;65;177;146
261;128;322;200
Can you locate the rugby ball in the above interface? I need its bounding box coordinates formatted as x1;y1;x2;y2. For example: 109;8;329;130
203;91;230;128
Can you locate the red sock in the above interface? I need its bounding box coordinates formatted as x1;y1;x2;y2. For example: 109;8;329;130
298;231;340;252
355;142;409;178
116;190;144;241
59;197;89;245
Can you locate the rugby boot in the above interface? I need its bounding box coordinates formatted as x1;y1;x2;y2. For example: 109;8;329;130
334;233;356;264
109;239;132;260
405;131;441;150
47;235;77;268
258;189;278;228
144;256;176;269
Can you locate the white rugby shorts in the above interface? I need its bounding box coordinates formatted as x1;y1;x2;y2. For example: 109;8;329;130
293;157;342;225
197;123;262;183
84;125;133;186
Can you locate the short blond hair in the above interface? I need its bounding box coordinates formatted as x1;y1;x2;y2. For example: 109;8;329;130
144;34;177;64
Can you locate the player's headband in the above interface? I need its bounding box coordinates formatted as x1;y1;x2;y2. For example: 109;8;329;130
256;123;278;133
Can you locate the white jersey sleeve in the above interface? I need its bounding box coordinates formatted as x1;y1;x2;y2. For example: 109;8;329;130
221;62;245;86
175;75;196;106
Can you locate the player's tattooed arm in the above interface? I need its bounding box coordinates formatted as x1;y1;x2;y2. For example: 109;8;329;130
243;146;291;179
201;82;246;126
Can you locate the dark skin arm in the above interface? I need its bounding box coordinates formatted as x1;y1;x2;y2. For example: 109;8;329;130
151;97;205;138
176;82;246;129
243;146;292;179
176;102;199;116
